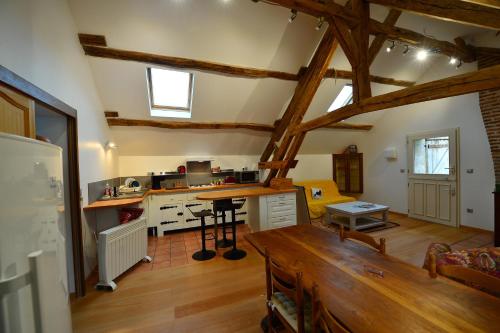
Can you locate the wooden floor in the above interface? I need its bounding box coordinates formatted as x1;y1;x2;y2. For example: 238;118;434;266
71;214;493;333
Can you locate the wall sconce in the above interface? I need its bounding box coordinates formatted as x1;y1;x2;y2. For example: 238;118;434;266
384;147;397;160
105;141;118;150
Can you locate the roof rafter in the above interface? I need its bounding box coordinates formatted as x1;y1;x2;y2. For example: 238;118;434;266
367;0;500;30
265;0;476;62
293;64;500;133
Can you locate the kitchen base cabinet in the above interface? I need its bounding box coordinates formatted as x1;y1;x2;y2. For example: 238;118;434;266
247;193;297;232
147;189;249;236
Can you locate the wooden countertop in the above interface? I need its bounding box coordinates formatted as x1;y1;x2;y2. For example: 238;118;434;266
83;183;264;210
196;187;296;200
246;225;500;333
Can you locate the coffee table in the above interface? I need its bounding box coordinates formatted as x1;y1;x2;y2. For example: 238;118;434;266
325;201;389;231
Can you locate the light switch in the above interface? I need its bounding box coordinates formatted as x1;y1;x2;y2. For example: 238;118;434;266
466;169;474;174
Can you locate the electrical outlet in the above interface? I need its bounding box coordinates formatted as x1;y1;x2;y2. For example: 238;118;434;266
466;169;474;174
466;208;474;213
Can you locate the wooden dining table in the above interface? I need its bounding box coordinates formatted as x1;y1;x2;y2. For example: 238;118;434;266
245;224;500;333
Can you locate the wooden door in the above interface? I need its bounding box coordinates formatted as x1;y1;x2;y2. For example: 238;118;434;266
0;85;35;138
408;129;459;227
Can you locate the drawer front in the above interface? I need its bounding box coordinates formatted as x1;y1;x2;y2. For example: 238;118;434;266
156;193;187;203
267;193;295;204
268;205;296;218
269;214;296;228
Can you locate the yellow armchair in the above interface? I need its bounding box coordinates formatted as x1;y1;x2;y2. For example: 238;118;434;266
294;180;355;219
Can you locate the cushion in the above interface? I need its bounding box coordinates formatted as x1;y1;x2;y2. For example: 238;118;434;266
422;242;452;270
271;292;312;332
311;187;323;200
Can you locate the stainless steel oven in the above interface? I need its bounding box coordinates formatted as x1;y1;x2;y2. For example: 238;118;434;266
235;171;260;184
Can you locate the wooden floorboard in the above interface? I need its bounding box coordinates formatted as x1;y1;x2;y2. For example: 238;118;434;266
71;214;493;332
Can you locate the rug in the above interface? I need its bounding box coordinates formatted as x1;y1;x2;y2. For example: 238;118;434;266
311;218;400;233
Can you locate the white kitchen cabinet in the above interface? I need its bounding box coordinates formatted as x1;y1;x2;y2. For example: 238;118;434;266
147;189;250;235
248;192;297;232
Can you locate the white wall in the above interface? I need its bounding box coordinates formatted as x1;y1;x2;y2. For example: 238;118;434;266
0;0;119;279
358;58;495;231
119;154;332;182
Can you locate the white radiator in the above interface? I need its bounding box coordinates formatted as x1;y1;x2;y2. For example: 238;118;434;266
96;217;151;290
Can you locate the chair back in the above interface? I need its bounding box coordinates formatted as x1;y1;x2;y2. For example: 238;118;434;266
339;225;386;254
312;284;349;333
428;253;500;296
265;249;305;333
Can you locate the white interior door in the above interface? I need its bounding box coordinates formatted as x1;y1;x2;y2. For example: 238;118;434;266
408;129;459;227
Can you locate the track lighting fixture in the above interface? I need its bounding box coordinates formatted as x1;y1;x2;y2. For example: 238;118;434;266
288;9;297;23
402;45;410;55
386;41;395;53
315;17;325;30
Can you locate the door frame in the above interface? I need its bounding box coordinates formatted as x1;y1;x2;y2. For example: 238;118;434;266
407;128;461;227
0;65;85;297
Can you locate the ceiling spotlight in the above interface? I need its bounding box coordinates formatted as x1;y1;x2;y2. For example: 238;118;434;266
449;57;457;65
105;141;118;150
456;60;463;69
416;49;428;61
289;9;297;23
386;41;395;53
402;45;410;55
316;17;325;30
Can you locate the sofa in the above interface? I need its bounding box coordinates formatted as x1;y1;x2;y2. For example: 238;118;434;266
294;180;355;219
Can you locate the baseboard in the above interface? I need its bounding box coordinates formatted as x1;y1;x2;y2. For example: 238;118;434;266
389;210;408;218
459;224;493;234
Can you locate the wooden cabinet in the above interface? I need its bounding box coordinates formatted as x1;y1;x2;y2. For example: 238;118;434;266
332;153;363;193
0;86;35;138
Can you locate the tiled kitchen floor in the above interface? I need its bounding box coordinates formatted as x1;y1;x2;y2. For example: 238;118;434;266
133;224;252;272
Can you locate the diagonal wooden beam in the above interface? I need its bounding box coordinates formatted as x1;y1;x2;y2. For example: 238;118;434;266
263;0;476;62
367;0;500;30
294;64;500;133
368;9;402;65
263;25;339;184
260;25;339;163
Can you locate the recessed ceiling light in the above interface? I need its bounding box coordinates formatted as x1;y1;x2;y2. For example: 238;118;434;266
416;49;428;61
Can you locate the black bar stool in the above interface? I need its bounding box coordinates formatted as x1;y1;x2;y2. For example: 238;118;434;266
222;199;247;260
189;208;216;261
213;199;234;248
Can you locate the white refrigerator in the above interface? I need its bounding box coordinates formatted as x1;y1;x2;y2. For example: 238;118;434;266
0;133;72;332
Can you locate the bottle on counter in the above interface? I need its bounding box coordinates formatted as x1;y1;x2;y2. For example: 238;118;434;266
104;183;111;197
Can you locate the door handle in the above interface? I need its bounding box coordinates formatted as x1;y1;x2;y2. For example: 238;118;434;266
451;187;456;196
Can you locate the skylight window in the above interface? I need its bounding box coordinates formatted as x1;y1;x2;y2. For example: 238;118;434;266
327;84;353;112
147;67;194;118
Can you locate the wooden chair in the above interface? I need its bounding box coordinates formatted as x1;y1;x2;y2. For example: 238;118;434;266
428;253;500;296
311;284;350;333
265;248;309;333
339;225;386;254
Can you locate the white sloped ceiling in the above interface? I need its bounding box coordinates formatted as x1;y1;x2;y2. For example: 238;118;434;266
68;0;488;156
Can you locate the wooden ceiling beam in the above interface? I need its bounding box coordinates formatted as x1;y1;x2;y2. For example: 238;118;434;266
294;64;500;133
106;117;372;132
459;0;500;9
351;0;372;102
80;36;410;86
259;0;476;62
367;0;500;30
368;10;402;65
107;118;275;132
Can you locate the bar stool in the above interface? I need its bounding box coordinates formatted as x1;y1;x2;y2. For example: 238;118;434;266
222;199;247;260
189;208;216;261
213;199;234;248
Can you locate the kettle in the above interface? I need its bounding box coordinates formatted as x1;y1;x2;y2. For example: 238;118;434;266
177;165;186;174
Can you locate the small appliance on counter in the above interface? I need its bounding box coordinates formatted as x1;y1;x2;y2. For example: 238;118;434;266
235;170;260;184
